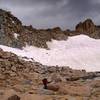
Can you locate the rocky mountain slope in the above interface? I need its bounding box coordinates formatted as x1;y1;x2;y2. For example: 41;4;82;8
0;9;100;100
0;9;68;49
0;48;100;100
0;9;100;49
75;19;100;38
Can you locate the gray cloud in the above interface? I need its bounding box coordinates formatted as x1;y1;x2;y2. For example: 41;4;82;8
0;0;100;29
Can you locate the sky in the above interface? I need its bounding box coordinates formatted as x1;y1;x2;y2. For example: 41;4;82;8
0;0;100;29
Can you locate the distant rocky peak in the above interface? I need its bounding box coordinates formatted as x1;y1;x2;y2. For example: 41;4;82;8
75;18;96;34
84;18;94;23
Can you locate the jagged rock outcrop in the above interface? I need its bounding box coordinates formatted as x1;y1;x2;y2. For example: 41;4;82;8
0;9;24;48
75;19;96;34
0;9;68;49
75;19;100;38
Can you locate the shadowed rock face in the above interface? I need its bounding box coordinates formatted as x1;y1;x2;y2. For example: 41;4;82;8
0;9;68;49
75;19;100;39
75;19;96;34
0;9;24;48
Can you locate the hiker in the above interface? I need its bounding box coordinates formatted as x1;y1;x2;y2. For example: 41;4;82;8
42;78;52;89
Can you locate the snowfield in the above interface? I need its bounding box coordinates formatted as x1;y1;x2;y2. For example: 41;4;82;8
0;34;100;72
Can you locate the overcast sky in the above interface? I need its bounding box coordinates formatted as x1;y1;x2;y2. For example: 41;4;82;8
0;0;100;29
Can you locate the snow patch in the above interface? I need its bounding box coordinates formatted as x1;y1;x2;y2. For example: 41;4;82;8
0;34;100;72
12;20;15;24
14;33;19;39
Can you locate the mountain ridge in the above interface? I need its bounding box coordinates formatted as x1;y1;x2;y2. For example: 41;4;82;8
0;9;100;100
0;9;100;49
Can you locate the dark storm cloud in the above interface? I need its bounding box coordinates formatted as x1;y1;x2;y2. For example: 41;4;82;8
67;0;100;17
37;0;100;17
0;0;100;29
0;0;62;6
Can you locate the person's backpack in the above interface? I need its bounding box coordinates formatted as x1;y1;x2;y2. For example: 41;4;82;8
42;78;48;85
